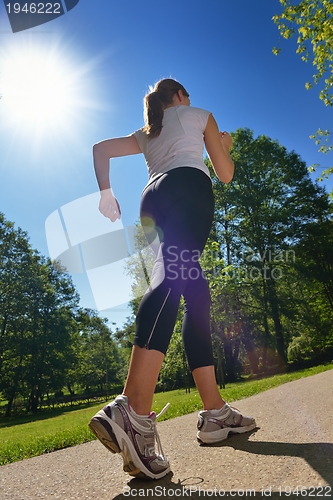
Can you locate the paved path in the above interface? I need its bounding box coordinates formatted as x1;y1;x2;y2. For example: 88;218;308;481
1;370;332;499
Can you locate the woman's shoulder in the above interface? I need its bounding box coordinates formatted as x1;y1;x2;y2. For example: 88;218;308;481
132;128;147;144
180;105;210;114
131;128;147;153
178;106;211;129
132;127;145;137
179;105;211;120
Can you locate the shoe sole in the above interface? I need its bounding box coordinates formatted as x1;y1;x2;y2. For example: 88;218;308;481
89;412;170;480
89;417;146;478
197;422;257;444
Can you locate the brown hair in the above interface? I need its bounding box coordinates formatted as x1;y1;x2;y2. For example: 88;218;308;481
143;78;189;138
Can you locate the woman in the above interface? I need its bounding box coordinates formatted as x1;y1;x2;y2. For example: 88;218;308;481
89;78;256;480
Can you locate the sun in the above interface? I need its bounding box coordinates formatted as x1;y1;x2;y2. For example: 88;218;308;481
1;48;78;129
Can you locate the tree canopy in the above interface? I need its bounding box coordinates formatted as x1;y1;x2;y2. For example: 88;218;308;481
273;0;333;178
0;214;126;416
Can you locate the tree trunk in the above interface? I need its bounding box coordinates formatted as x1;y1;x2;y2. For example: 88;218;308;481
67;383;75;396
216;337;225;389
223;333;237;382
241;328;259;374
5;394;15;417
0;313;8;375
267;280;286;366
261;277;270;369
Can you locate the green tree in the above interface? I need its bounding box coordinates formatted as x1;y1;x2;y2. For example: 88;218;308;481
0;213;82;415
24;258;80;413
157;302;191;392
76;309;125;395
287;218;333;361
273;0;333;178
209;129;332;369
0;214;38;414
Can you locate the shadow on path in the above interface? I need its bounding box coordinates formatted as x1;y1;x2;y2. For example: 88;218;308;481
112;431;333;500
215;431;333;488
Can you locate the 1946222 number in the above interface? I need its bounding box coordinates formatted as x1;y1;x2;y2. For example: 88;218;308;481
6;3;61;14
278;486;332;496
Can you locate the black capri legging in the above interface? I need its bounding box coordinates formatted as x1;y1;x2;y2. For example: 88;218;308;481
134;166;215;371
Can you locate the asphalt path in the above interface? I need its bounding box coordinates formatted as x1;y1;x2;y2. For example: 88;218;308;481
1;369;332;500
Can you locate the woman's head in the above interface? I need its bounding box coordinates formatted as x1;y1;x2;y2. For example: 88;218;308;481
143;78;190;138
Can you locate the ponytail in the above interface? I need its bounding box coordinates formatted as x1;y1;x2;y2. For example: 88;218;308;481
143;91;164;139
143;78;189;139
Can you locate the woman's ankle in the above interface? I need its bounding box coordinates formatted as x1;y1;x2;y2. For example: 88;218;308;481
123;392;151;416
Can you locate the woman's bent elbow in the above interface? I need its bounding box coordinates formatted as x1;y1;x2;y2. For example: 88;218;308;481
216;161;234;184
92;143;99;157
93;142;106;161
93;143;101;155
225;166;234;184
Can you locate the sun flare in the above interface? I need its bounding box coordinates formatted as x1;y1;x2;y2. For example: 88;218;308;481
1;50;77;128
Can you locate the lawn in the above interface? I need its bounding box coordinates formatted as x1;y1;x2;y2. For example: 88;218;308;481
0;363;332;466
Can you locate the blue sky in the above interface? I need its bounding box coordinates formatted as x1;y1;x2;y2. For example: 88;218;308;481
0;0;332;328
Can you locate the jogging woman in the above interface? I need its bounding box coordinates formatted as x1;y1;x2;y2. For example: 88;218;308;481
89;78;256;480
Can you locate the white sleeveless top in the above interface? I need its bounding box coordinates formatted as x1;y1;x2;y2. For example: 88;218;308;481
132;105;211;189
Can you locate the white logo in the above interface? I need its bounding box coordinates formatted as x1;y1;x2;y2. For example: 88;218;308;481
45;192;160;310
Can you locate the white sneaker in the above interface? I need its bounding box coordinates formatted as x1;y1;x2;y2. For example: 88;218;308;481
89;395;170;479
197;403;256;444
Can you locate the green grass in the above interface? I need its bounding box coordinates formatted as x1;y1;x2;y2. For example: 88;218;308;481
0;363;332;466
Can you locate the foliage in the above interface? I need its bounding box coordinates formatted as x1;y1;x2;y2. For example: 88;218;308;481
273;0;333;177
273;0;333;105
309;129;333;181
74;309;125;397
203;129;333;377
0;213;125;416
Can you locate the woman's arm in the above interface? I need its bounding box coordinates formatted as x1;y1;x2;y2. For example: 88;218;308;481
93;135;141;221
93;135;141;191
203;114;234;184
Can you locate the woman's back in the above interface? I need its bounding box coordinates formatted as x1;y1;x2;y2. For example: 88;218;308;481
133;105;211;183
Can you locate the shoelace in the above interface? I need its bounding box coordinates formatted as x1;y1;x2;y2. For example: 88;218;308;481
152;402;170;460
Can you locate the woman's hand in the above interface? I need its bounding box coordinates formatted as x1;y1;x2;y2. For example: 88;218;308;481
220;131;233;151
99;189;121;222
203;115;234;184
93;135;140;221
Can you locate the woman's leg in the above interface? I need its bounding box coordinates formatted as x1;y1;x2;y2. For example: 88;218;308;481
123;346;165;415
164;170;223;410
181;264;225;410
192;365;225;410
126;168;215;414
